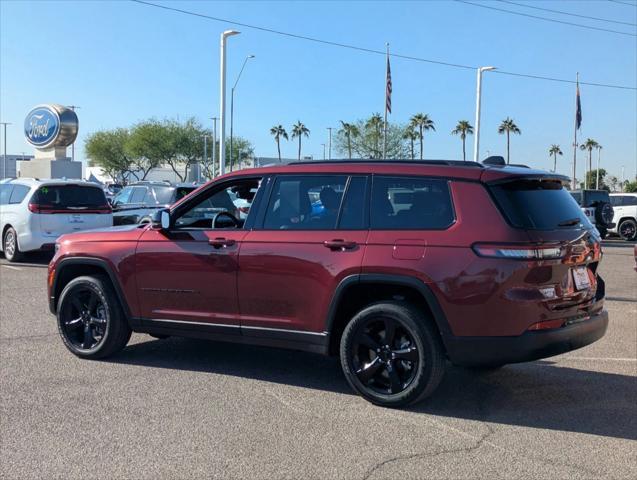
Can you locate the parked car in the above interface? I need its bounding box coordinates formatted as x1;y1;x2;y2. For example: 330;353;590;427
110;181;198;225
569;189;615;238
48;160;608;407
0;179;112;262
609;193;637;241
103;183;123;202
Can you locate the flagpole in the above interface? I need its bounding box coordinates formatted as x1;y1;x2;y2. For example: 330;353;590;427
572;72;579;190
383;43;389;159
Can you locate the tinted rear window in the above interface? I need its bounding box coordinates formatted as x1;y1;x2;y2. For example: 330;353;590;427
32;185;107;208
583;190;610;206
491;180;590;230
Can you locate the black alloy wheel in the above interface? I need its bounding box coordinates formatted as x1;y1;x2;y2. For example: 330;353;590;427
340;302;446;407
619;219;637;241
57;275;131;359
350;316;419;395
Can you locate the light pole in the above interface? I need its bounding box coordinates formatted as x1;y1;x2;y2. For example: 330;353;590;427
219;30;240;177
210;117;217;177
327;127;333;161
0;122;11;179
473;66;496;163
321;143;326;160
230;55;255;172
596;145;603;190
202;135;210;181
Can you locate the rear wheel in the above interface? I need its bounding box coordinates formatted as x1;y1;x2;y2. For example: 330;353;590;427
57;275;131;359
340;301;446;408
619;219;637;241
3;227;23;263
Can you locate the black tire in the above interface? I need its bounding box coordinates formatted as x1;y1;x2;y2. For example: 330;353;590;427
597;227;608;239
56;275;131;359
594;202;614;227
340;301;446;408
3;227;23;263
618;219;637;241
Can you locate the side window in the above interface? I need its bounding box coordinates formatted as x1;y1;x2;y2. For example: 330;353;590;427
371;176;454;229
263;175;347;230
143;188;157;205
338;177;368;229
610;196;621;207
9;185;30;204
113;187;133;205
130;187;147;204
623;196;637;206
0;185;13;205
174;178;261;230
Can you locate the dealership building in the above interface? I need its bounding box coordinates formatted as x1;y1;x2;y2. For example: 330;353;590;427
0;154;35;179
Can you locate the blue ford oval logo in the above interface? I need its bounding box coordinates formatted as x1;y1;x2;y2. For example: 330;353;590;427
24;106;60;148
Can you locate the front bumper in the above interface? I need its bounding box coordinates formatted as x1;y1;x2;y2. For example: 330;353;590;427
444;309;609;367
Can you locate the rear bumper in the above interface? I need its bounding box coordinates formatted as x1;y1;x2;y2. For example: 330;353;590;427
444;309;608;367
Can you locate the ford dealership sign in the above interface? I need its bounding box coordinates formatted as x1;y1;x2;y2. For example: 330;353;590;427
24;104;78;150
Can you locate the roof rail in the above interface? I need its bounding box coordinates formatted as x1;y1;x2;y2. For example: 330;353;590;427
288;159;483;168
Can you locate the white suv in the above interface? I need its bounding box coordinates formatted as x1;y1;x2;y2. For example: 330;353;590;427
0;178;113;262
610;193;637;241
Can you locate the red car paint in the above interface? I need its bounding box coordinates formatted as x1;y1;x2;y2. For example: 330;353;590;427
48;161;608;365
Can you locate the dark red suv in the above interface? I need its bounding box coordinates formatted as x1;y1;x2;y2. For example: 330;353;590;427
48;159;608;407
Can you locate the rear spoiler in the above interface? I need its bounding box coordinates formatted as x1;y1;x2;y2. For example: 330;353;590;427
481;167;571;186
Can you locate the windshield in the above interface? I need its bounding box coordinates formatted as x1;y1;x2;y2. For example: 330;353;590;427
32;185;107;208
490;180;591;230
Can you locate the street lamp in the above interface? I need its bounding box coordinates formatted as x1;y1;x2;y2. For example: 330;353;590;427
230;54;255;172
219;30;240;177
596;145;603;190
201;135;210;182
210;117;217;177
321;143;326;160
0;122;11;179
473;66;496;163
327;127;333;161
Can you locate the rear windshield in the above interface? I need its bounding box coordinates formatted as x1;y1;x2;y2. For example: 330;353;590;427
32;185;107;208
490;180;591;230
583;190;610;206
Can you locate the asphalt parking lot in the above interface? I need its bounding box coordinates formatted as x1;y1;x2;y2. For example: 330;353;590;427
1;241;635;479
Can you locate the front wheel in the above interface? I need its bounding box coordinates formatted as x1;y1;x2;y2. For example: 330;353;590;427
56;275;131;359
340;302;446;408
619;219;637;241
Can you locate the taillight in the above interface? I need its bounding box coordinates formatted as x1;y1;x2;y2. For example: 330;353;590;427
473;243;564;260
527;319;565;331
28;202;39;213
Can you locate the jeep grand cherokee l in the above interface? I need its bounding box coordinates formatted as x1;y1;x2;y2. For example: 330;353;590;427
47;160;608;407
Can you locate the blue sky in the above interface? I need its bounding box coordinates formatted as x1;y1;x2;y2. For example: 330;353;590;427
1;0;636;181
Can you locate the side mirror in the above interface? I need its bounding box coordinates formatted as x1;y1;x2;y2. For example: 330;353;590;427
160;209;171;229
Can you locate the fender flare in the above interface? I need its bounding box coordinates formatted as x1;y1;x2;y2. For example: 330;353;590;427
50;257;135;326
325;273;453;336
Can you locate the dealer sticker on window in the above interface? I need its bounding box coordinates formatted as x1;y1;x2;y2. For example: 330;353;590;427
572;266;591;291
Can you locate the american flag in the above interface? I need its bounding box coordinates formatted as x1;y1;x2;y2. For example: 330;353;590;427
575;80;582;130
386;55;392;114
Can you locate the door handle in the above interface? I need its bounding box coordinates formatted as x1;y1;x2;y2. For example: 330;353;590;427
209;237;236;249
323;239;357;251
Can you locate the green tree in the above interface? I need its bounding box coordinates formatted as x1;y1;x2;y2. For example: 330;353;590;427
270;125;288;162
334;115;408;159
126;120;180;180
402;127;419;160
85;128;136;183
339;121;360;159
498;117;521;164
410;113;435;160
365;113;384;158
582;169;609;191
549;144;563;173
290;121;310;160
451;120;474;161
579;138;599;188
624;180;637;193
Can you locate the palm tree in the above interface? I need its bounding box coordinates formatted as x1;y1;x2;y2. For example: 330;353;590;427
409;113;435;160
580;138;599;188
402;127;419;160
365;113;384;158
290;121;310;160
548;144;563;172
340;121;360;159
451;120;474;161
270;125;288;162
497;117;521;164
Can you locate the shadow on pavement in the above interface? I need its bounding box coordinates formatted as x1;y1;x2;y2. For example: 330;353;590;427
0;251;54;267
113;336;637;441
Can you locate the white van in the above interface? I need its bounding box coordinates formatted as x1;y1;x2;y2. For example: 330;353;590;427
0;179;113;262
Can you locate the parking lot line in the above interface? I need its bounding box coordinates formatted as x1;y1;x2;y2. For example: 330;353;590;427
2;265;22;271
